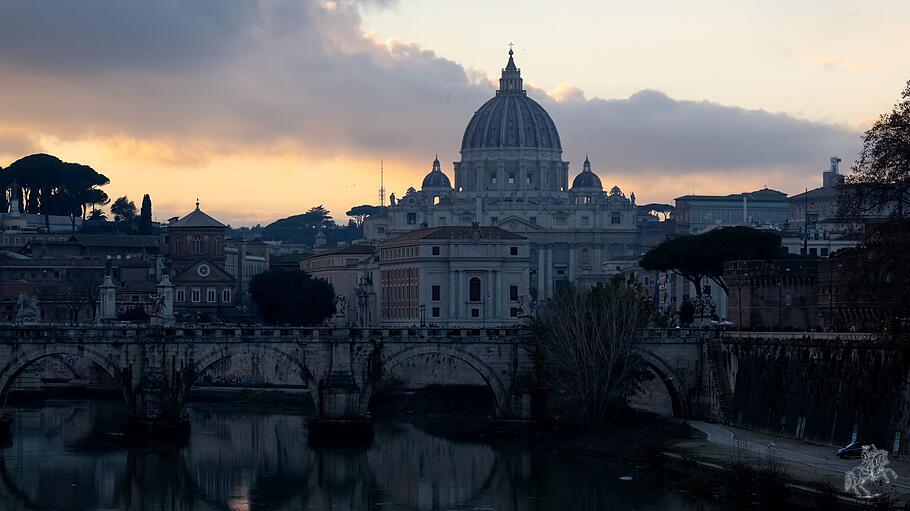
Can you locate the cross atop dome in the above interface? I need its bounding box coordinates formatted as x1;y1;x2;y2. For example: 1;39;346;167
499;45;524;95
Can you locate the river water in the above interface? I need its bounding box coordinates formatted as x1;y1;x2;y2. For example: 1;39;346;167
0;400;731;511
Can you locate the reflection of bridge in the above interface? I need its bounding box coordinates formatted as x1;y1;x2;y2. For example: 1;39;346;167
0;326;728;432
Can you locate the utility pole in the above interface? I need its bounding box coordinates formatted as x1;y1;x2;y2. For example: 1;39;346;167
379;161;386;207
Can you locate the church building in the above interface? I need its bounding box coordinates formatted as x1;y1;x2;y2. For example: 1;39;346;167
167;201;236;321
364;49;641;304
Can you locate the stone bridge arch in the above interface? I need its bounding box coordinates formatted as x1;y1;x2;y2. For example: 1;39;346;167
0;345;127;407
187;343;320;409
358;345;510;417
635;349;690;418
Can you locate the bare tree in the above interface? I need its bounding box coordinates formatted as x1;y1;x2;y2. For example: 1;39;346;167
63;268;104;323
534;276;653;430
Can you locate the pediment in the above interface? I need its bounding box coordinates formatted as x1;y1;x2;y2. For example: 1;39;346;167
497;215;545;232
173;259;235;284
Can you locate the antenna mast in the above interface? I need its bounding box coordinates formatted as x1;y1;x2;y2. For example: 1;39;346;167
379;160;386;207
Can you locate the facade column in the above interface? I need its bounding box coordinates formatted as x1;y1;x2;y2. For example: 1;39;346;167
486;270;494;320
544;245;552;298
458;271;466;320
568;245;577;282
448;269;457;320
495;270;502;320
537;245;545;302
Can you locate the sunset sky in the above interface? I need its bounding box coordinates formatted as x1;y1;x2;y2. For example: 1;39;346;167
1;0;908;226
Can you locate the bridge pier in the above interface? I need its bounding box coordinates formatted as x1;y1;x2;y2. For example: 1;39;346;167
121;366;191;440
309;341;373;441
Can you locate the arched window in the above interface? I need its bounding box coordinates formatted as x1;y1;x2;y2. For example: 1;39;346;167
584;196;592;204
433;195;440;206
469;277;481;302
191;236;203;254
581;248;590;266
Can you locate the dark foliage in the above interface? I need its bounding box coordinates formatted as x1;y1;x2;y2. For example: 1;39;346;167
110;196;136;223
840;81;910;221
2;153;110;231
118;306;150;322
640;226;781;303
534;277;654;431
249;268;335;326
139;194;153;233
260;205;362;245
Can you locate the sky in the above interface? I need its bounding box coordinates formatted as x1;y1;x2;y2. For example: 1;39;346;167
0;0;907;226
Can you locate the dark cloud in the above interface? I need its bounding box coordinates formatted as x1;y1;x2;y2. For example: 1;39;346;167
0;1;258;72
542;89;861;174
0;0;861;182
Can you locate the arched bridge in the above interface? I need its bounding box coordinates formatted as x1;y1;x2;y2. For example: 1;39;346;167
0;326;716;432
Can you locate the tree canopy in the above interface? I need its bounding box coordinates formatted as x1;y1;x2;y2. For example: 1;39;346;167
346;204;382;226
534;277;654;430
840;81;910;220
249;268;336;326
139;194;153;233
111;196;137;223
640;226;782;297
2;153;110;231
260;205;362;245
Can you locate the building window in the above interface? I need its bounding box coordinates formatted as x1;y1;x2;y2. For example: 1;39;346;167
490;216;498;224
407;213;417;225
192;236;204;254
510;246;518;256
131;295;140;303
432;307;440;318
821;247;829;257
206;288;216;303
432;246;440;255
176;288;185;302
432;285;441;301
191;288;201;303
611;212;621;224
529;216;537;224
469;277;481;302
508;173;515;184
471;308;480;318
490;174;497;185
377;226;385;234
580;248;590;265
510;307;519;317
175;238;182;254
580;216;589;226
509;285;519;301
222;289;232;303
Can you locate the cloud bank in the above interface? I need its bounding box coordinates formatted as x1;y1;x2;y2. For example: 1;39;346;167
0;0;861;215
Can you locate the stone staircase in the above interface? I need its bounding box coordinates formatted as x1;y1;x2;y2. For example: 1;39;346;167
706;338;733;424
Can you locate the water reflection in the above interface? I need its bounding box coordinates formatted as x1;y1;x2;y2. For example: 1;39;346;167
0;400;727;510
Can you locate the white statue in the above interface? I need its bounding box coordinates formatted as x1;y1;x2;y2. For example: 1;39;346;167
15;294;39;323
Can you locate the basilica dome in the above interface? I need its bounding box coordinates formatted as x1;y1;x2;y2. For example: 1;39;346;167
460;50;562;152
421;156;452;189
571;156;603;190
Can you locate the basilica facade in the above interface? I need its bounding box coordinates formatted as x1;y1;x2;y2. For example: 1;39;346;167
364;50;642;304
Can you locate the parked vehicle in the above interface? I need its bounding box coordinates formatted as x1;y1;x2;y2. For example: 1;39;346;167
837;442;869;459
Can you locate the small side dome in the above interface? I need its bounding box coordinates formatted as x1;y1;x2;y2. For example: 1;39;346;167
571;156;603;190
421;156;452;190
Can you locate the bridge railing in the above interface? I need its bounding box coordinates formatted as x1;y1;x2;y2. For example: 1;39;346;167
0;325;532;343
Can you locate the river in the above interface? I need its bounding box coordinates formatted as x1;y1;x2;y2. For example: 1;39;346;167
0;400;732;510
